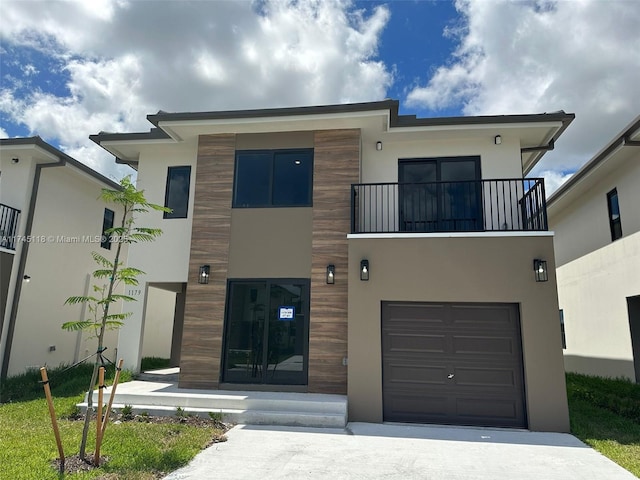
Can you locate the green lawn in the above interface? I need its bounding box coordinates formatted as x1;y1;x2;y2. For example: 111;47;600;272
566;373;640;477
2;366;638;478
0;364;225;479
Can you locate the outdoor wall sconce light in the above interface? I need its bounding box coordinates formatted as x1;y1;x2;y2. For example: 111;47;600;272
326;264;335;284
12;157;20;164
494;135;502;145
23;275;31;282
376;141;383;151
360;259;369;281
198;265;210;284
533;259;548;282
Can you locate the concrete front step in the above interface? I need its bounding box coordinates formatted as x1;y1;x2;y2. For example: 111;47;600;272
82;380;348;428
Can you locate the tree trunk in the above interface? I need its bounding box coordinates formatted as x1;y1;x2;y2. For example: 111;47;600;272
79;205;127;459
79;361;99;459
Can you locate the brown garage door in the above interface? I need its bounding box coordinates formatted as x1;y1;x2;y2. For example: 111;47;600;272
382;302;526;428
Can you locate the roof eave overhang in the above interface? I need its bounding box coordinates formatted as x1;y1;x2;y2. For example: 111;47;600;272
547;114;640;213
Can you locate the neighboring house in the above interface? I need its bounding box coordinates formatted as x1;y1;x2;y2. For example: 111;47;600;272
0;137;125;380
90;99;574;432
547;116;640;383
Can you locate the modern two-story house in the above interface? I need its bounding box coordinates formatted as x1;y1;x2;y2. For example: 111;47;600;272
91;100;574;432
548;115;640;383
0;137;124;380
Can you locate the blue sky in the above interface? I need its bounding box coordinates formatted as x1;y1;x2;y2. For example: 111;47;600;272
1;0;639;193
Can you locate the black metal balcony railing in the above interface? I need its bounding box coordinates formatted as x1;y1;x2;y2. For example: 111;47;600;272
0;203;21;250
351;178;547;234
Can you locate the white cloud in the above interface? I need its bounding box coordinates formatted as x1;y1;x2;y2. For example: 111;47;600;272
0;0;392;178
537;169;573;196
407;0;640;182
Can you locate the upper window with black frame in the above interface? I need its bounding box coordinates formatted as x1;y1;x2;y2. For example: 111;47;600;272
164;166;191;219
233;149;313;208
101;208;114;250
606;188;622;241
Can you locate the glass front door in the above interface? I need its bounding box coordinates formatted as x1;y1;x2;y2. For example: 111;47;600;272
222;280;309;385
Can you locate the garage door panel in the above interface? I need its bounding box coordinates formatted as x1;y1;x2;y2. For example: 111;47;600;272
450;303;516;320
453;367;517;388
387;364;447;385
452;335;518;356
386;333;447;353
382;302;526;428
385;393;449;420
456;397;519;422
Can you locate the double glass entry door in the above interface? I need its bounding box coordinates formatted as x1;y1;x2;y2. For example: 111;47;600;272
399;157;482;232
222;280;309;385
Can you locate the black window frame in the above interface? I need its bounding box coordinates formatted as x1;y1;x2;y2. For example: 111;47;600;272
606;188;622;241
101;208;114;250
559;309;566;349
163;165;192;219
397;156;483;232
233;149;314;208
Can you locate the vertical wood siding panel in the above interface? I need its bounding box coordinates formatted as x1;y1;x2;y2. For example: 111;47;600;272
309;129;360;393
179;134;235;388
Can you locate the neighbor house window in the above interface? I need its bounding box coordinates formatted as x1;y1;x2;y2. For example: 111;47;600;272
164;166;191;219
606;188;622;241
560;309;566;349
233;149;313;207
101;208;114;250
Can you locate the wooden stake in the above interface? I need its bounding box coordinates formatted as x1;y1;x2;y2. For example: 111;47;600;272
99;359;124;441
94;366;105;466
40;367;65;473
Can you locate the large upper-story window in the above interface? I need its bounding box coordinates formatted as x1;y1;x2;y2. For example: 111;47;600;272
164;166;191;219
233;149;313;208
606;188;622;241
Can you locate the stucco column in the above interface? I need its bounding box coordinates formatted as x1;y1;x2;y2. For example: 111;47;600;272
116;283;147;373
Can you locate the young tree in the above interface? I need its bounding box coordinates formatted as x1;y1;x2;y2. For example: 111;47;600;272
63;176;169;460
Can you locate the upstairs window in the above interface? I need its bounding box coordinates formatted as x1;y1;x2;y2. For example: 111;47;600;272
164;166;191;219
101;208;114;250
233;149;313;208
559;309;566;349
606;188;622;241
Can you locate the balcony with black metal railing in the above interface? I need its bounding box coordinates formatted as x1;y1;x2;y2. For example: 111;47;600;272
351;178;547;234
0;203;21;251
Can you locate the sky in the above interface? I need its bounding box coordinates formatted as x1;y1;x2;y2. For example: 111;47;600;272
1;0;639;194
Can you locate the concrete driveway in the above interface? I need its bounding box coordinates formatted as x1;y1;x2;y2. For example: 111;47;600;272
163;422;636;479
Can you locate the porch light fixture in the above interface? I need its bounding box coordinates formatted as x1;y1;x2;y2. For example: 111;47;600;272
23;275;31;282
360;259;369;281
533;259;548;282
326;264;335;284
12;157;19;164
376;141;383;151
494;135;502;145
198;264;210;284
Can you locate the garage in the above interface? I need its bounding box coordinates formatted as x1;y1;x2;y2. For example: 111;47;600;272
382;302;527;428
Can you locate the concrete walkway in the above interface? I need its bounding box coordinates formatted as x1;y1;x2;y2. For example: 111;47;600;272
163;422;637;479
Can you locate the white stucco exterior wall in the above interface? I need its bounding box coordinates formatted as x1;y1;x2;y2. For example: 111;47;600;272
360;135;523;183
6;165;124;376
116;141;197;371
557;231;640;381
141;286;175;359
552;157;640;267
550;149;640;381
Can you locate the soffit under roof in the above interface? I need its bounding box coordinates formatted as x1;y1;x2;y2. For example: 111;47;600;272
92;101;573;173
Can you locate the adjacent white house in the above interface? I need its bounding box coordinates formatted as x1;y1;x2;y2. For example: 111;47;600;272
547;115;640;382
0;137;126;379
90;99;575;431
